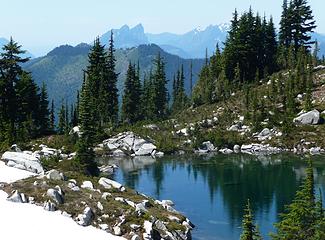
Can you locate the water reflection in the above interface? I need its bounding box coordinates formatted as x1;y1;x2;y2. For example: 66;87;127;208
103;154;325;240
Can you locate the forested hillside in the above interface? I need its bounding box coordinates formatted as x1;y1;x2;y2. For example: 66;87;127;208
23;44;204;108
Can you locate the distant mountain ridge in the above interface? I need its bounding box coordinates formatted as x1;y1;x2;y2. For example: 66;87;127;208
98;23;325;59
98;23;229;59
23;44;205;110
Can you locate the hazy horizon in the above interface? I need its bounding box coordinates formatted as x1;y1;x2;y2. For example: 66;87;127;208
1;0;324;56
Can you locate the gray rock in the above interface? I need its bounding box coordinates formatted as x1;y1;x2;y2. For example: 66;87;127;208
47;188;64;204
81;181;94;190
97;201;104;211
68;182;80;191
135;202;148;213
256;128;272;140
199;141;216;152
99;177;125;191
102;192;112;200
293;110;320;125
219;148;233;154
233;145;241;152
43;200;56;211
112;149;126;157
76;207;94;226
46;169;64;181
2;151;44;173
10;144;22;152
161;200;174;206
228;124;240;131
135;143;156;156
113;226;122;236
20;193;28;203
7;190;23;203
130;224;141;230
310;147;321;155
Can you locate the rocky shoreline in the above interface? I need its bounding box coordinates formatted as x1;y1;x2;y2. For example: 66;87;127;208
0;143;194;240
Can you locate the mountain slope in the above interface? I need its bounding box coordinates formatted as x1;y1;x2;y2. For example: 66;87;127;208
23;44;205;109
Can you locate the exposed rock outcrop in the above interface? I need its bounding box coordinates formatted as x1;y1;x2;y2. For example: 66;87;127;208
2;152;44;174
102;132;162;157
293;110;320;125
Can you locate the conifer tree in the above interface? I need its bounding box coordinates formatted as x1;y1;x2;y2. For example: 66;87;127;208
104;31;119;125
15;72;40;139
142;71;156;120
49;100;55;132
240;199;262;240
272;160;319;239
121;63;142;124
172;65;188;114
75;72;98;176
152;53;168;119
57;103;66;135
39;82;50;135
279;0;292;48
0;38;29;143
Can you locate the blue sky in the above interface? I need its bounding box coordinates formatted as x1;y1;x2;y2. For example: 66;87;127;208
1;0;324;56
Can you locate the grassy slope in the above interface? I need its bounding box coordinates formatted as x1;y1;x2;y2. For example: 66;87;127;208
116;68;325;151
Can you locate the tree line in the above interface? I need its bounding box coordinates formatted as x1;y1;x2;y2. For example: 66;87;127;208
0;38;52;149
193;0;317;107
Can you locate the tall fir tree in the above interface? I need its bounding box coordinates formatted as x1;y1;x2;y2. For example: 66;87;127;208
272;160;323;239
57;103;66;135
121;63;142;124
49;100;55;132
38;82;50;135
172;65;188;114
75;72;98;176
0;38;29;143
152;53;168;119
240;199;262;240
104;31;119;126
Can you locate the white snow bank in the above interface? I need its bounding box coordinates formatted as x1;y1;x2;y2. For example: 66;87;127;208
0;190;125;240
0;161;124;240
0;161;36;183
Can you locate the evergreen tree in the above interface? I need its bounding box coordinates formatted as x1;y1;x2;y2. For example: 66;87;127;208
57;103;66;135
39;82;50;135
152;53;168;119
49;100;55;132
240;199;262;240
172;65;188;114
142;71;156;120
121;63;142;124
75;71;98;176
312;41;320;66
104;31;119;125
15;72;40;139
0;38;29;143
272;160;319;239
279;0;292;48
192;65;210;106
86;38;106;134
290;0;317;52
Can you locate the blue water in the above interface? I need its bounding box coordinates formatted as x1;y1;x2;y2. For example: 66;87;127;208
101;154;325;240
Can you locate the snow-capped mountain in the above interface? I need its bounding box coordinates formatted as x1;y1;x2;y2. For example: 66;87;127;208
99;24;229;59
